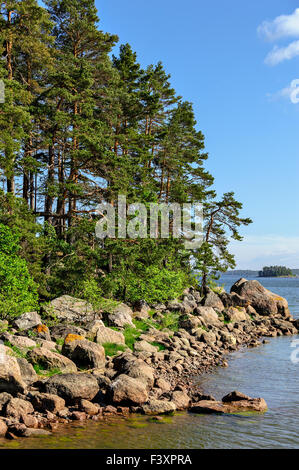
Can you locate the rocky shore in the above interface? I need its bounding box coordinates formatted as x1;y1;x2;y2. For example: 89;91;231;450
0;278;298;440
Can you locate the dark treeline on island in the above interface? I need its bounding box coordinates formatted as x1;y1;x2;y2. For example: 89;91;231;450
259;266;295;278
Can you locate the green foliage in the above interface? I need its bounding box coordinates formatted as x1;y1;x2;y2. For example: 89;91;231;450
0;224;38;319
4;341;27;358
0;0;251;309
103;342;127;357
33;364;62;377
124;266;189;304
123;325;142;350
158;312;180;332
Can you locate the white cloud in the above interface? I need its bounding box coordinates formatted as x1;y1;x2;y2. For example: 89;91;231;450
265;40;299;65
229;235;299;270
258;8;299;41
268;78;299;103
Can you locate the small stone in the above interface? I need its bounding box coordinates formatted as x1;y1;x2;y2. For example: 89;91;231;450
70;411;87;421
79;399;99;416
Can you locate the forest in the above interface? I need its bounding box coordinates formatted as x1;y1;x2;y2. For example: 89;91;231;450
0;0;251;319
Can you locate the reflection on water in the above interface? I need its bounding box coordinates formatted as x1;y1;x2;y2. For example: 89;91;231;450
0;276;298;449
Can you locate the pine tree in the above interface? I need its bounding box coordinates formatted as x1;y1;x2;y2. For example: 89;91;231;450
196;192;252;294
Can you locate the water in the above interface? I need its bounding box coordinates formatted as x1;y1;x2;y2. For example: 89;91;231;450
1;275;298;449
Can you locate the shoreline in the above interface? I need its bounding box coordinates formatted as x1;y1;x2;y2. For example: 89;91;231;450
0;277;298;441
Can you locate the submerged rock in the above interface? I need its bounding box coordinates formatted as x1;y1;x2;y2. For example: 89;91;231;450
142;399;176;415
190;393;268;414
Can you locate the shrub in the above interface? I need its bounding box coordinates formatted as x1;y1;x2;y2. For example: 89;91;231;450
124;266;189;305
0;224;38;319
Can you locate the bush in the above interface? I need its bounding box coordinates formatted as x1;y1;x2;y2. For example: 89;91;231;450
0;224;38;319
124;266;189;305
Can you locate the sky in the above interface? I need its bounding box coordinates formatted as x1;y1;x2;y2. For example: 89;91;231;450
95;0;299;269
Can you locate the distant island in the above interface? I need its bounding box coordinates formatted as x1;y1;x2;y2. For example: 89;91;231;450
259;266;296;278
223;268;299;277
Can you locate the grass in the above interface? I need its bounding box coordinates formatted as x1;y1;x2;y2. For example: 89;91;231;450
157;312;180;332
33;364;62;377
123;325;142;350
103;342;127;357
150;341;166;351
4;341;27;358
121;313;181;350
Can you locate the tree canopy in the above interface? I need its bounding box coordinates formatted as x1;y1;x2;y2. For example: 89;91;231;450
0;0;252;315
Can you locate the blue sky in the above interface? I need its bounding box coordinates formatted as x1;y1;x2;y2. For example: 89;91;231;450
96;1;299;269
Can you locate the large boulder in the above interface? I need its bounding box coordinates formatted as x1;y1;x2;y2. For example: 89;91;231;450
5;397;34;419
43;295;99;324
107;304;134;328
0;419;7;437
96;325;125;346
85;320;105;339
16;357;38;385
62;339;105;370
195;307;222;327
231;279;290;316
27;347;77;373
194;328;217;347
220;330;237;346
110;374;148;405
3;334;37;350
42;373;99;402
201;291;225;312
0;392;13;413
30;392;65;413
113;353;155;389
142;399;176;415
224;306;248;323
220;292;249;309
179;314;204;331
50;325;87;341
13;312;42;331
171;391;191;410
168;299;195;314
0;354;27;395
